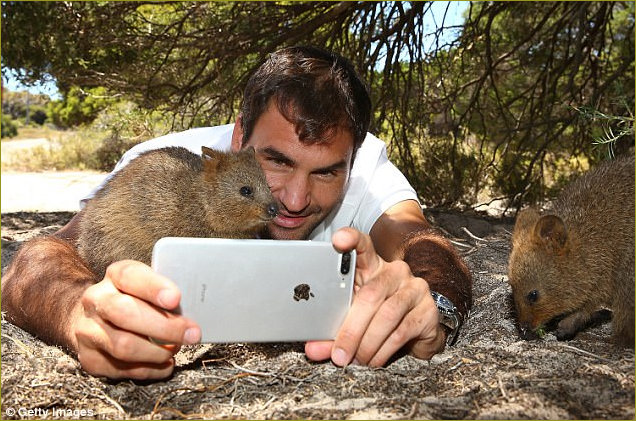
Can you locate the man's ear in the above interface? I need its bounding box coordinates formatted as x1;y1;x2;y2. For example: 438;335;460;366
231;114;244;152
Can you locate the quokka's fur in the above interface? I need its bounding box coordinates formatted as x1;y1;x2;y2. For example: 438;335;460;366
77;146;278;278
508;155;634;347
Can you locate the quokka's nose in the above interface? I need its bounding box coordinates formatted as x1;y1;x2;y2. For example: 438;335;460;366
267;203;278;218
519;323;540;340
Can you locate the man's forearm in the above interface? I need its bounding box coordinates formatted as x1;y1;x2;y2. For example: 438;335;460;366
400;229;472;321
1;236;97;352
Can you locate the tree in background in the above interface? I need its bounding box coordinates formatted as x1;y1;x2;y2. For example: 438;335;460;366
2;1;633;210
46;86;114;128
1;114;17;138
450;2;634;209
1;89;49;126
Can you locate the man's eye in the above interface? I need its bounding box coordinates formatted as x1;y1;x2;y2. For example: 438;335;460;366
315;170;338;179
269;158;287;167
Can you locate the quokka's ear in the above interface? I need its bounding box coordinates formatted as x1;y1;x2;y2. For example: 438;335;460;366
239;146;256;158
201;146;227;181
202;146;222;159
533;214;568;252
512;208;541;242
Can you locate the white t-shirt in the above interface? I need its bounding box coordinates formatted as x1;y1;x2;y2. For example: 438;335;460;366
82;124;419;241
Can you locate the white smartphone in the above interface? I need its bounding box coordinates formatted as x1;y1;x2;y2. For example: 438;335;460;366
151;237;356;342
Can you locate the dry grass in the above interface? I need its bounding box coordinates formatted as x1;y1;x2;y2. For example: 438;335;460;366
1;127;102;171
1;211;634;419
10;126;71;141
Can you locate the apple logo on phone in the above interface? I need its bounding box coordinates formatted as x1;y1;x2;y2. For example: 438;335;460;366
293;283;315;301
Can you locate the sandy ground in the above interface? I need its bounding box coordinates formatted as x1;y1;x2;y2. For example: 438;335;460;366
0;139;634;419
1;137;50;154
1;171;107;213
1;210;634;420
1;137;108;213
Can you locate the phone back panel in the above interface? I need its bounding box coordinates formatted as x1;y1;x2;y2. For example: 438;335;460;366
151;237;355;342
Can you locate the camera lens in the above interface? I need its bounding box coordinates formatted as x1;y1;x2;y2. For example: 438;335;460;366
340;252;351;274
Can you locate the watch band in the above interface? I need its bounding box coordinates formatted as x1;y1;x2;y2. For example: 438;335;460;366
431;291;462;346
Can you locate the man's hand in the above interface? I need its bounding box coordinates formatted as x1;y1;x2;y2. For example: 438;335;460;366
305;227;446;367
73;260;201;379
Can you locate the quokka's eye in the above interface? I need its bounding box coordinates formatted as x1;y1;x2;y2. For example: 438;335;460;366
527;290;539;304
240;186;253;198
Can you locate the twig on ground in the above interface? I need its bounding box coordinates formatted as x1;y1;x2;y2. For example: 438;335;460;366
260;394;277;411
151;406;202;420
202;356;227;369
462;226;488;242
462;247;479;256
497;376;508;399
95;388;127;418
557;343;613;363
405;402;419;418
449;239;472;248
1;333;34;357
150;372;259;419
227;361;275;376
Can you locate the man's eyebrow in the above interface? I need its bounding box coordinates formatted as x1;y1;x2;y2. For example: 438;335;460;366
316;159;348;174
259;146;348;173
260;147;295;167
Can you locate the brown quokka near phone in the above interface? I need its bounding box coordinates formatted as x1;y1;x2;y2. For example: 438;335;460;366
77;146;278;278
508;154;634;347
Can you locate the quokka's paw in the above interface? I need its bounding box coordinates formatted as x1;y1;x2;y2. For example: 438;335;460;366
555;326;577;341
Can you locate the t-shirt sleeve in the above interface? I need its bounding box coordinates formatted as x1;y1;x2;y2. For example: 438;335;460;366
353;149;420;235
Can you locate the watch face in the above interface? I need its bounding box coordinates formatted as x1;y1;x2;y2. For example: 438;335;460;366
439;295;452;308
431;291;461;346
432;292;458;326
431;291;456;312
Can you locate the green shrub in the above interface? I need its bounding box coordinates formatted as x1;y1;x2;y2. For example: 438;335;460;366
91;101;174;170
1;114;18;138
29;105;48;125
47;86;114;128
3;100;175;171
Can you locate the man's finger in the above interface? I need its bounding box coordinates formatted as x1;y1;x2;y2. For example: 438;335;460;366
78;348;176;380
406;325;447;361
105;260;181;310
86;291;200;345
332;228;382;279
76;315;176;364
353;284;419;364
304;340;333;362
366;296;438;366
330;276;392;366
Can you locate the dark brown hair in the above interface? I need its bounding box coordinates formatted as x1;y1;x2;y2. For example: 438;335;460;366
240;46;371;156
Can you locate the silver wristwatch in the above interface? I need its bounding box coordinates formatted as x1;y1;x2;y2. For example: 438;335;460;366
431;291;461;346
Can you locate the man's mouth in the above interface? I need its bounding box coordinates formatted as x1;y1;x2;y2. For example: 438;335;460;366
273;213;308;229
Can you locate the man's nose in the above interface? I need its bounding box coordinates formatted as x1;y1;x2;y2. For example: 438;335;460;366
279;173;311;212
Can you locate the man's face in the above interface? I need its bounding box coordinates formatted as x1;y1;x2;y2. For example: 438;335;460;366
232;103;353;240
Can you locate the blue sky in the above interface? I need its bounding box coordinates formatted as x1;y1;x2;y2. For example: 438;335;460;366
2;68;62;99
425;1;469;45
2;1;468;100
